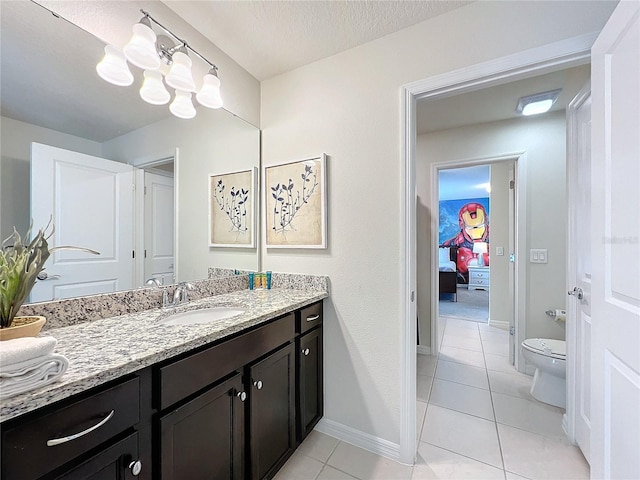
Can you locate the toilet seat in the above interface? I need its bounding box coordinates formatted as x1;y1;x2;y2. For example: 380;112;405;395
522;338;566;360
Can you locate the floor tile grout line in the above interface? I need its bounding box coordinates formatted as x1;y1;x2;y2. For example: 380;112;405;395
418;439;508;474
481;322;508;474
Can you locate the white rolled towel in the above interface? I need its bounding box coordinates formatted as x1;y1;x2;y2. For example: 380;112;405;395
0;336;57;365
0;354;69;399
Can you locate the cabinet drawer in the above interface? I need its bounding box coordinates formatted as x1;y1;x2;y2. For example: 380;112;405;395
158;313;295;410
298;301;323;334
472;279;488;285
2;377;140;480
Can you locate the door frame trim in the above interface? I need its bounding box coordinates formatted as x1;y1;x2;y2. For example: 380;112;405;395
564;81;592;446
400;32;596;464
428;153;525;366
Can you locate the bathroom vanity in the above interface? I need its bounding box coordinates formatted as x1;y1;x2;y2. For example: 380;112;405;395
0;289;326;480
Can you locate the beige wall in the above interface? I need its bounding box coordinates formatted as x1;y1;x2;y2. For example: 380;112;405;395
261;1;613;446
417;113;568;348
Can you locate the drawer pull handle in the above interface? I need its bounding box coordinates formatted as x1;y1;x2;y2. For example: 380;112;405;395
306;315;320;322
46;410;115;446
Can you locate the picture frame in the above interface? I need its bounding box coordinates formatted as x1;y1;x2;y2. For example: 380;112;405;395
208;167;257;248
265;154;327;249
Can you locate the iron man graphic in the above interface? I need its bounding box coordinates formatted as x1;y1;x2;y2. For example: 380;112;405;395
442;202;490;275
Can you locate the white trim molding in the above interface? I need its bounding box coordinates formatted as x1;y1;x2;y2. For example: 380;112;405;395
401;32;596;465
314;419;403;464
488;319;510;330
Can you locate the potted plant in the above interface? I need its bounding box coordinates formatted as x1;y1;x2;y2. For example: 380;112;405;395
0;224;98;340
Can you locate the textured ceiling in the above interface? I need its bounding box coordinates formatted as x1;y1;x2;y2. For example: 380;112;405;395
164;0;473;81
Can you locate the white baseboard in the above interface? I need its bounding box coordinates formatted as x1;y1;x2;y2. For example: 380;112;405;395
314;418;401;463
488;319;510;330
417;345;431;355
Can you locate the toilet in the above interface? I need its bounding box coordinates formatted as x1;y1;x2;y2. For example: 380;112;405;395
521;338;566;408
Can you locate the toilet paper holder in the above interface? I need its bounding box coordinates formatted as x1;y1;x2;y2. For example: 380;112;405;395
546;309;566;321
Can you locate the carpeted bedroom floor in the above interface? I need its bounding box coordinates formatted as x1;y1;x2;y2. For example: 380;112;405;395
439;285;489;323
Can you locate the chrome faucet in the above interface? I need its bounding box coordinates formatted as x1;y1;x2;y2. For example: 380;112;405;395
172;282;195;306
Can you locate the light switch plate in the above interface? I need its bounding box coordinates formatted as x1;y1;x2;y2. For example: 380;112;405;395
530;248;548;263
496;246;504;256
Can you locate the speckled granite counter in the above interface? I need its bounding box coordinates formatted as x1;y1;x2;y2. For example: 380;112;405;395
0;288;328;423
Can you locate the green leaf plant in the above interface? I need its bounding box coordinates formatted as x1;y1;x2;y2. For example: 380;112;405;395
0;222;99;328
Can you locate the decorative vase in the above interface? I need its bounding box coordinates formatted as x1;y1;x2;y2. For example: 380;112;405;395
0;316;46;341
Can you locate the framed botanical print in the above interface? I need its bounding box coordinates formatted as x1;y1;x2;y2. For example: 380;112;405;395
265;154;327;248
208;167;256;248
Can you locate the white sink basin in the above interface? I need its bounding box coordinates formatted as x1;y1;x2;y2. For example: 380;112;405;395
159;307;245;326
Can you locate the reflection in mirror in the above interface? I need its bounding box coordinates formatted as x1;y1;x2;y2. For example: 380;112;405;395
0;1;260;303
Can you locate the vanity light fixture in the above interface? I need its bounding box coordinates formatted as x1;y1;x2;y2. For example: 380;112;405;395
96;9;223;119
516;89;561;116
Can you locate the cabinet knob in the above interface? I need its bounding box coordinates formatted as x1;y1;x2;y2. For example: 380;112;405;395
128;460;142;476
237;391;247;402
302;348;310;356
253;380;263;390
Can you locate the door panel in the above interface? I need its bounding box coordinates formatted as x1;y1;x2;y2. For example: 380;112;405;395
143;172;174;285
30;143;134;302
249;343;295;480
160;374;244;480
590;2;640;478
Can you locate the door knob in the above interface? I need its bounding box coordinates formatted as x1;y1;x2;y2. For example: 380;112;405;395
568;286;584;300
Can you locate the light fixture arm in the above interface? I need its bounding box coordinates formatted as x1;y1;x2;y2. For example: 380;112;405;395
139;9;218;72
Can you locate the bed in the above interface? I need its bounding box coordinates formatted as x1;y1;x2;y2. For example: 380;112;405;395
438;246;459;302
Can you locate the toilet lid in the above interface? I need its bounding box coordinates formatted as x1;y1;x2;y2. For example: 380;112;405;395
522;338;566;359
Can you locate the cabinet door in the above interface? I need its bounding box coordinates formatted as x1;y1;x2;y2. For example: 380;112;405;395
298;327;323;441
56;431;139;480
160;374;244;480
249;343;295;480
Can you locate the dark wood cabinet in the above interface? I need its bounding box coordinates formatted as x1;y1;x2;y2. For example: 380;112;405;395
298;327;323;441
56;431;140;480
248;343;296;480
159;374;245;480
1;377;141;480
1;300;324;480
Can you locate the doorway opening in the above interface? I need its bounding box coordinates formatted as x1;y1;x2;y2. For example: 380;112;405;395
133;155;176;288
399;36;594;464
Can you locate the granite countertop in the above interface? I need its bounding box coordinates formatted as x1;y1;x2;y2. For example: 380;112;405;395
0;288;328;423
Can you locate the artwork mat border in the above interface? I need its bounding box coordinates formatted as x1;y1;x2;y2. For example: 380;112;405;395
264;153;327;249
208;166;257;248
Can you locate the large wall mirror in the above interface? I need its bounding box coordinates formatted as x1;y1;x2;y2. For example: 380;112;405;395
0;1;260;303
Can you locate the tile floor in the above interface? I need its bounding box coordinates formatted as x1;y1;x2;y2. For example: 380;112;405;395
275;316;589;480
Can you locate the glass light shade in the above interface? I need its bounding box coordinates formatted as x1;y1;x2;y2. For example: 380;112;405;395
165;52;196;92
196;73;223;109
522;99;553;116
96;45;134;86
140;70;170;105
123;22;161;70
169;90;196;119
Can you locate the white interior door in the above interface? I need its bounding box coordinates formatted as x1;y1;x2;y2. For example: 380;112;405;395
30;143;134;302
144;171;175;285
589;3;640;478
566;83;592;463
